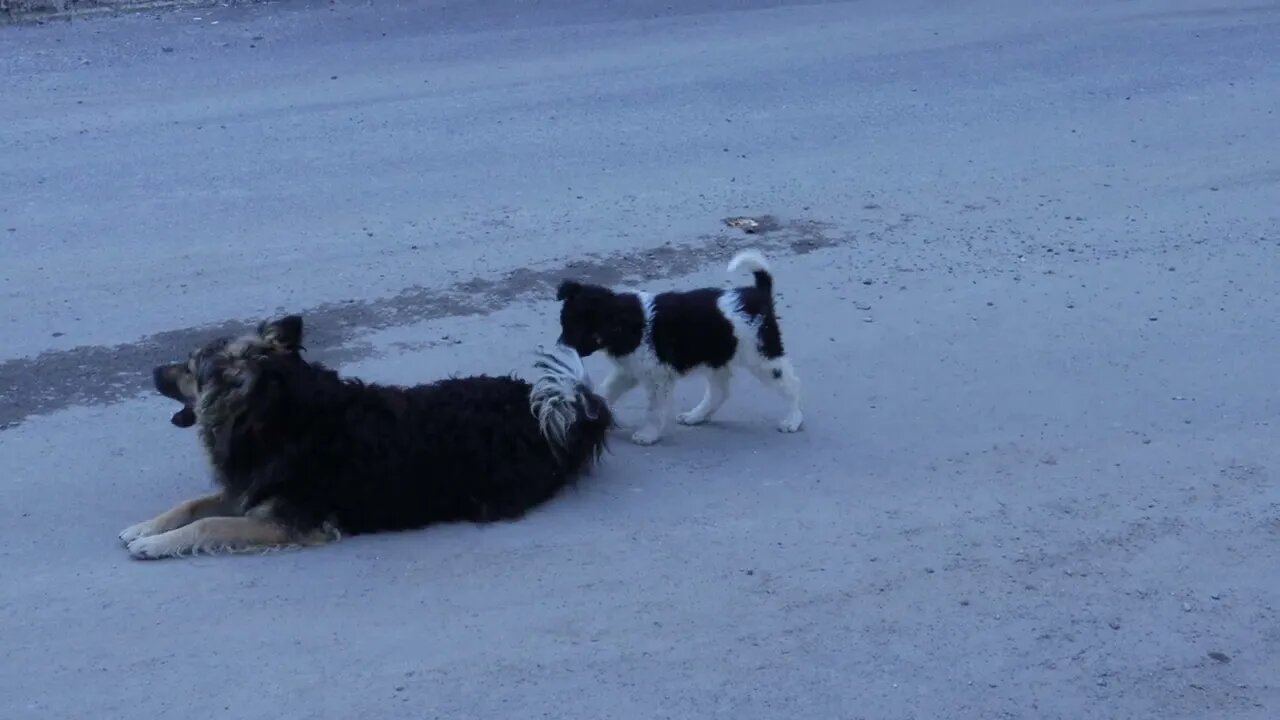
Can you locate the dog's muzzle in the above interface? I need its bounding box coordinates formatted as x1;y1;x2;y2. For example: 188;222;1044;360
153;365;197;428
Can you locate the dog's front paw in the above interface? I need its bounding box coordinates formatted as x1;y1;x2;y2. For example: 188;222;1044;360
677;411;707;426
631;427;663;446
118;520;160;546
126;535;177;560
777;412;804;433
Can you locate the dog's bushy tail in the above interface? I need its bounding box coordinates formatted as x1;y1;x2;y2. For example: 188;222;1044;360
530;344;612;465
728;249;773;295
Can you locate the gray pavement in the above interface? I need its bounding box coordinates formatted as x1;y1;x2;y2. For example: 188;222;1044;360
1;1;1278;717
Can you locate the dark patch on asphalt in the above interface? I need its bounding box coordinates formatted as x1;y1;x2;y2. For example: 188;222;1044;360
0;216;860;431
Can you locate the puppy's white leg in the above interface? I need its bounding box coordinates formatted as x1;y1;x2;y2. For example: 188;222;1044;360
126;516;335;560
632;376;675;445
752;357;803;432
599;370;639;406
678;368;732;426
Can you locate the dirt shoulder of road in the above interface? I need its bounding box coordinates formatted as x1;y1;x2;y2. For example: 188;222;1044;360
1;0;228;23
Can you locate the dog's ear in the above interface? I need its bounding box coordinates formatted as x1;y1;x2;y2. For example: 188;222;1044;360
601;305;645;349
557;280;582;302
258;315;304;351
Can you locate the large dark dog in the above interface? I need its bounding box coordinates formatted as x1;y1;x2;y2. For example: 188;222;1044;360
120;315;611;560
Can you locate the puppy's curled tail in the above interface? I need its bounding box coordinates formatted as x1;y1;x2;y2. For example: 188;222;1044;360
530;344;612;465
728;249;773;295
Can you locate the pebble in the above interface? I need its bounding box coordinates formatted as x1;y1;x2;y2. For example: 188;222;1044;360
1182;602;1193;612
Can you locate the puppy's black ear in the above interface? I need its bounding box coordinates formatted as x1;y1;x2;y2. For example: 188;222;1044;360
602;309;645;349
258;315;304;351
557;280;582;302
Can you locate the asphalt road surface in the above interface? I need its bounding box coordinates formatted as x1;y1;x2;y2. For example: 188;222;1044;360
2;1;1278;718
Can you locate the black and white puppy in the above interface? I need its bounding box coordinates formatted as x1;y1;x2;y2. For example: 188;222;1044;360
556;250;802;445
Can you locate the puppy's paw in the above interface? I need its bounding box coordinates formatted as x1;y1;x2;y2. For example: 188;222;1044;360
677;411;707;426
631;427;663;446
126;535;179;560
777;412;804;433
118;520;160;545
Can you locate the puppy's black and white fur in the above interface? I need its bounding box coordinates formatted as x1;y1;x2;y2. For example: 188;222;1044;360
123;315;611;559
556;250;802;445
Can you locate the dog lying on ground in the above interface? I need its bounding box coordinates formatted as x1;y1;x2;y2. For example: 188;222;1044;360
120;315;611;559
555;249;802;445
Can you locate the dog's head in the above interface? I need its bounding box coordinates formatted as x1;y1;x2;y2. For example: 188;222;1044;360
152;315;305;428
555;280;642;357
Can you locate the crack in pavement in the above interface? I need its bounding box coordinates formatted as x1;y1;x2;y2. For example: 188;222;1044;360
0;216;894;431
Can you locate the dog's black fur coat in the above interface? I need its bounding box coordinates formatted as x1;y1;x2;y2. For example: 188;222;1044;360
155;319;612;537
222;363;608;533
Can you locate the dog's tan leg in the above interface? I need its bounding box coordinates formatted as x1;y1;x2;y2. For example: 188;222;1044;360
126;516;336;560
118;493;237;545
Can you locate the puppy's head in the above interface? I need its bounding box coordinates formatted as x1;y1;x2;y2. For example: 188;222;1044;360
556;280;637;357
152;315;305;428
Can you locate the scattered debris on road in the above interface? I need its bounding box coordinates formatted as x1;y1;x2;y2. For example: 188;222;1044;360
723;215;780;234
